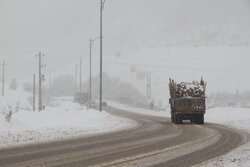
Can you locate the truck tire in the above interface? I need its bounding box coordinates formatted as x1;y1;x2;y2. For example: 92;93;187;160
179;116;183;124
190;119;195;123
194;117;199;124
171;112;174;122
200;115;204;124
173;114;176;123
176;115;183;124
196;114;204;125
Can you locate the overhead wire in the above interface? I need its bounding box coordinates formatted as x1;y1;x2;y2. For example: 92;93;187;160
91;59;250;73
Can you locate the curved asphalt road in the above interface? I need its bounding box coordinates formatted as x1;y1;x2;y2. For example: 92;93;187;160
0;106;247;167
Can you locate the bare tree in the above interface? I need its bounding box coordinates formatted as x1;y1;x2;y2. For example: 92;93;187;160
1;101;20;122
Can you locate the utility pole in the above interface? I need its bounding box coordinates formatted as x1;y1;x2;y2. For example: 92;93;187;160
89;37;99;109
146;72;151;99
79;57;82;93
1;60;6;96
48;69;51;102
99;0;105;111
75;64;78;94
37;52;44;111
49;69;51;95
89;39;92;109
33;74;36;111
38;52;42;111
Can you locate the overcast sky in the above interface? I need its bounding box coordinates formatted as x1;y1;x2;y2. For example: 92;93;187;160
1;0;250;85
0;0;99;79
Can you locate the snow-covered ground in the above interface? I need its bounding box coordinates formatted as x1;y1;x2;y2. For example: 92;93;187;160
109;102;250;167
195;108;250;167
1;88;250;167
108;101;171;117
0;90;136;149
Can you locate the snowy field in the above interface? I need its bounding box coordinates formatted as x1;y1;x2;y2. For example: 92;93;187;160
109;102;250;167
0;90;136;149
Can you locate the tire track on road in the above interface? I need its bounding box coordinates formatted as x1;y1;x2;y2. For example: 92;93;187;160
0;107;247;167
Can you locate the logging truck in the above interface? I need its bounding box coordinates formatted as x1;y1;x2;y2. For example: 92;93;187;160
169;78;206;124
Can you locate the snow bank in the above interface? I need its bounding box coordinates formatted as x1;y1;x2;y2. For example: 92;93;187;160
0;97;136;149
206;107;250;128
0;89;32;111
194;108;250;167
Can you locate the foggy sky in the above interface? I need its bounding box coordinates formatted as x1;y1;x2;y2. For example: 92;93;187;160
1;0;250;84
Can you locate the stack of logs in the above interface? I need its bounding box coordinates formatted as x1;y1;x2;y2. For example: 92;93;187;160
170;78;206;98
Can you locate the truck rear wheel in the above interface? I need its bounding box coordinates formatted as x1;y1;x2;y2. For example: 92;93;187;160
171;112;174;122
190;119;195;123
175;115;183;124
200;115;204;124
196;114;204;124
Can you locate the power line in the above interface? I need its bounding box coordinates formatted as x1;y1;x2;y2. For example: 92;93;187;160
91;59;250;73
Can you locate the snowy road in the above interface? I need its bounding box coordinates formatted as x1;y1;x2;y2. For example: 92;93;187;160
0;106;247;167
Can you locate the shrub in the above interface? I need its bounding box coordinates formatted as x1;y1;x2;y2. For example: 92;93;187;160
1;102;20;122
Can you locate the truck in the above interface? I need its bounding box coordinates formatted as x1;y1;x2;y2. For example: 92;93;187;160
169;78;206;124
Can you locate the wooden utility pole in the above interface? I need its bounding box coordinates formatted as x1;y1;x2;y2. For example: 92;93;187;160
49;69;51;95
38;52;42;111
1;60;6;96
79;57;82;93
33;74;36;111
89;37;99;109
99;0;105;111
89;39;92;109
146;72;151;99
75;64;78;93
37;52;44;111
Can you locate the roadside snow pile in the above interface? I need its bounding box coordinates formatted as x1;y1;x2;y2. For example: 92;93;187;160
205;107;250;128
0;89;32;123
0;89;32;111
0;98;136;149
